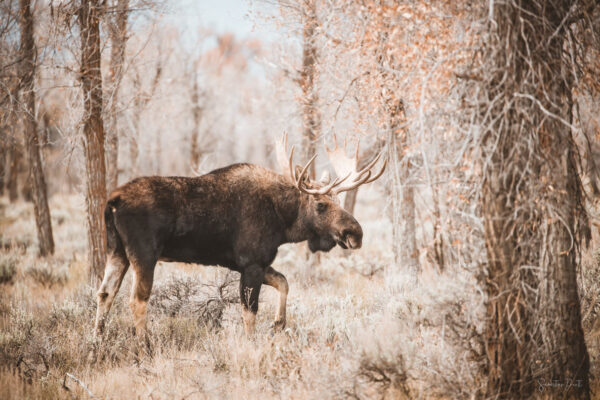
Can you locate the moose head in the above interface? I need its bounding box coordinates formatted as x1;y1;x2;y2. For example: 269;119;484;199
275;133;387;253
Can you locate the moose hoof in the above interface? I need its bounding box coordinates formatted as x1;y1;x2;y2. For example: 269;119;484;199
131;331;153;358
133;338;153;359
94;323;104;338
269;319;286;332
87;347;98;364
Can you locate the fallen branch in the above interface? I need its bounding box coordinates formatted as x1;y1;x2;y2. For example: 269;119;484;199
65;373;96;399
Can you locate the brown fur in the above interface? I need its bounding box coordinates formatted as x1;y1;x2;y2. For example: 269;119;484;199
94;163;363;337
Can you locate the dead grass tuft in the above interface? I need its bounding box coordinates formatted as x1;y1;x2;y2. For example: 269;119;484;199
356;353;410;399
150;272;238;330
0;253;17;285
25;262;69;288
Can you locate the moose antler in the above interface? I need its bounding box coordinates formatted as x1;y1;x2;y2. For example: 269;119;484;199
275;132;294;180
325;134;387;194
276;133;385;195
276;133;350;195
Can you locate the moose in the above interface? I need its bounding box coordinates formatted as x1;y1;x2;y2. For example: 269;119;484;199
94;134;386;340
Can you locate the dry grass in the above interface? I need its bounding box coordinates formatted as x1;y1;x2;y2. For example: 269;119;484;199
0;192;597;399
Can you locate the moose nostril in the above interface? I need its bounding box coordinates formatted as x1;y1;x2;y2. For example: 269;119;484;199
342;228;361;239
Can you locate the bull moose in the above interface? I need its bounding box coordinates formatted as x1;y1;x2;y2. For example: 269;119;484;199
94;134;386;340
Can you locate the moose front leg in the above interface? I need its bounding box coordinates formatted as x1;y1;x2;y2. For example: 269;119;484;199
263;266;288;331
239;265;264;335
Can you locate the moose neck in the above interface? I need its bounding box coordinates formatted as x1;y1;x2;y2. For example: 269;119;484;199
272;184;312;245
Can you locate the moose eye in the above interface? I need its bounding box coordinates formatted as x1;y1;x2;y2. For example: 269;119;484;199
316;202;328;213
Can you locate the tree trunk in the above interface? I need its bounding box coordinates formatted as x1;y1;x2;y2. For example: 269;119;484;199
129;61;161;179
299;0;321;267
5;84;23;203
0;136;6;196
386;100;418;278
343;188;357;214
154;132;161;175
371;4;419;278
190;75;202;170
6;136;22;202
538;133;590;395
389;140;418;278
18;0;54;256
398;159;417;275
129;69;142;179
300;0;319;179
79;0;107;287
105;0;129;192
482;163;531;396
478;1;590;397
129;115;139;178
343;139;386;216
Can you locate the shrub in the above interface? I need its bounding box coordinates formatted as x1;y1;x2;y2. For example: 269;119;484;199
150;272;238;330
25;262;68;288
0;238;28;253
0;255;17;285
0;288;134;379
356;352;411;399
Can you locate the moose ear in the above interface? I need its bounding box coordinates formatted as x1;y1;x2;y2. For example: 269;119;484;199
294;165;312;186
319;170;330;185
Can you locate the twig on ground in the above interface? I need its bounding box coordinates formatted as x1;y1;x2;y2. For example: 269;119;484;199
65;373;96;399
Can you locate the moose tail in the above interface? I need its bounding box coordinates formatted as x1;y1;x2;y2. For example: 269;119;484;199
105;196;125;257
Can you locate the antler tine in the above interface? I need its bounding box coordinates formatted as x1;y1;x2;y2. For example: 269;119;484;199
326;135;358;178
276;132;295;180
363;157;387;184
333;171;372;194
300;172;352;195
288;145;296;181
324;133;339;153
357;151;381;176
330;148;387;195
295;154;317;188
280;131;384;196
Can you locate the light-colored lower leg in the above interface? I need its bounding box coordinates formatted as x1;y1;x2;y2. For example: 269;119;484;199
94;255;128;337
275;290;287;325
129;270;152;337
242;308;256;335
130;298;148;336
264;268;289;330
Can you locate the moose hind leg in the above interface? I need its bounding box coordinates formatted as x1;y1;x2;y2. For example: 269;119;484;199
95;253;129;337
129;261;155;343
240;265;264;335
264;266;289;331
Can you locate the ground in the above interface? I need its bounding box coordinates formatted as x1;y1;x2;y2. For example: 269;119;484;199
0;190;598;399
